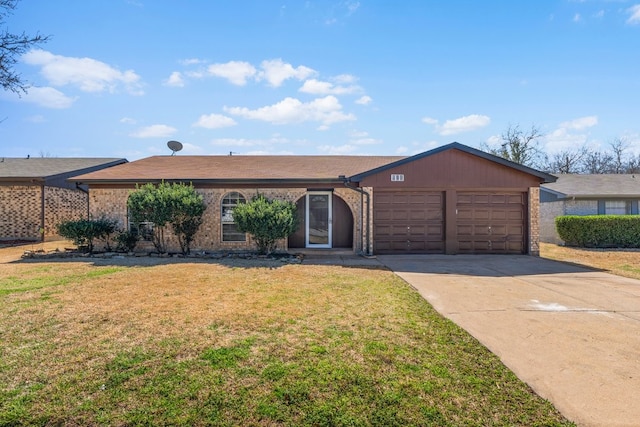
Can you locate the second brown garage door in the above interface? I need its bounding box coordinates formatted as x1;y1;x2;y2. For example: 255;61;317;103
456;192;526;254
374;191;444;254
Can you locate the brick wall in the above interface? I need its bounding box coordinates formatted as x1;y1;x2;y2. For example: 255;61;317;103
44;186;88;237
564;200;598;216
0;185;42;240
539;200;597;246
0;185;87;240
528;187;540;255
540;200;565;244
89;187;363;253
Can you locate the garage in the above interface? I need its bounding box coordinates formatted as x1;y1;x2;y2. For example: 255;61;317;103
373;190;444;254
353;143;554;256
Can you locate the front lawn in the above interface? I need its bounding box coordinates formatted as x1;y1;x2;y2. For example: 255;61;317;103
541;242;640;280
0;247;573;426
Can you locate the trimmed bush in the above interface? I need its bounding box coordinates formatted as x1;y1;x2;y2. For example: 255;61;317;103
127;182;206;254
57;217;118;253
556;215;640;247
232;194;298;255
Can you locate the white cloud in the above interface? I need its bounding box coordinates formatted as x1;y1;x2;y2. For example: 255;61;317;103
559;115;598;130
120;117;136;124
129;124;177;138
259;59;316;87
180;58;205;66
627;4;640;24
317;144;358;154
224;95;356;126
355;95;372;105
540;115;599;154
209;135;297;154
207;61;257;86
177;142;205;155
299;78;360;95
325;0;360;25
193;113;237;129
485;134;501;145
542;128;589;154
210;138;260;147
351;137;381;145
164;71;185;87
334;74;357;84
22;49;143;95
21;86;76;109
421;116;439;125
349;130;369;138
573;13;582;23
185;70;206;79
437;114;491;135
407;140;443;155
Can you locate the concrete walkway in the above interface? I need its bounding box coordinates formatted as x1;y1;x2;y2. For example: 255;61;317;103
378;254;640;427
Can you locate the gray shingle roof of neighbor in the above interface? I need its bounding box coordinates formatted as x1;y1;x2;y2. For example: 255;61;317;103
0;157;127;180
541;174;640;198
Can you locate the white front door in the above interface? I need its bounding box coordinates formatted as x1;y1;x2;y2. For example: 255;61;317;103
306;192;332;248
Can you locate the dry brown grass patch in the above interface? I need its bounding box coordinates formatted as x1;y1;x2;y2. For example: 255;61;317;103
541;242;640;280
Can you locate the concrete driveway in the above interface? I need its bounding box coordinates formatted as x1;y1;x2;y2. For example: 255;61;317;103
378;254;640;427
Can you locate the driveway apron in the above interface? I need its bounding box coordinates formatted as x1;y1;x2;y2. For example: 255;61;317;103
378;254;640;427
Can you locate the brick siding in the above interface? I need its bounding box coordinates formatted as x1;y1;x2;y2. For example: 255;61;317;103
0;185;42;240
88;187;365;253
564;200;598;216
540;200;565;244
0;185;88;240
44;186;88;237
528;187;540;255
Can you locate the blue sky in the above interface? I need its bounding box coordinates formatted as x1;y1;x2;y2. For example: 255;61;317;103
2;0;640;160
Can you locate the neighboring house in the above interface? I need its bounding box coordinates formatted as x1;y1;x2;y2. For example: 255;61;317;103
540;174;640;244
0;157;127;241
72;142;555;255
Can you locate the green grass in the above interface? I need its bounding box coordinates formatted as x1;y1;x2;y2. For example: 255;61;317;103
0;266;123;296
0;261;574;426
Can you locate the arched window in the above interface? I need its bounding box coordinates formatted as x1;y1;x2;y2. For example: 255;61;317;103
221;192;246;242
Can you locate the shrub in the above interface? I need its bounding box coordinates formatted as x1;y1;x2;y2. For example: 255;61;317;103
556;215;640;247
232;194;298;255
127;182;206;254
115;230;139;252
57;217;118;253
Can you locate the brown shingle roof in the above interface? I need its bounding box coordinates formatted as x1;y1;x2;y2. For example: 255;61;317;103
72;155;405;183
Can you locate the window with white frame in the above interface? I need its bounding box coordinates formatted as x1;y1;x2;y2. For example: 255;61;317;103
221;192;246;241
604;200;631;215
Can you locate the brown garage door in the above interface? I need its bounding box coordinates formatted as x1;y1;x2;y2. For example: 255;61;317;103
456;192;526;254
374;191;444;254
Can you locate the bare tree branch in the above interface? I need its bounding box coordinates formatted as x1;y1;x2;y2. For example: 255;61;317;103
1;0;50;94
483;124;545;168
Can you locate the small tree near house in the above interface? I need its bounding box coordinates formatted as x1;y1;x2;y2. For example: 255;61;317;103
127;182;206;254
232;194;298;255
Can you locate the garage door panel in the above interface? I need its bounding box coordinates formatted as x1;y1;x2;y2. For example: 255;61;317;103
456;191;526;254
408;209;443;221
374;191;444;254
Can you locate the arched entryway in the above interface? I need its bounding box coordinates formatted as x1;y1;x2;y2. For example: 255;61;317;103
288;192;354;249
